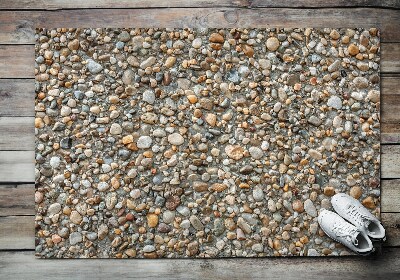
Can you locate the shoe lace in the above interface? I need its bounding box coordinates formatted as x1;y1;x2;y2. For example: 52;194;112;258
332;222;360;246
347;204;375;234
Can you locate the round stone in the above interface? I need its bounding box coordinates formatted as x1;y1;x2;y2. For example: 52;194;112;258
110;123;122;135
192;38;202;49
249;146;263;160
167;133;184;146
137;136;152;149
266;37;280;51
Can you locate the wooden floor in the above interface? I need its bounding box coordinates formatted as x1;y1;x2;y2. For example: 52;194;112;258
0;1;400;279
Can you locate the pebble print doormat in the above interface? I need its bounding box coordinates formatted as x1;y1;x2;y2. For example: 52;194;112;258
35;28;381;258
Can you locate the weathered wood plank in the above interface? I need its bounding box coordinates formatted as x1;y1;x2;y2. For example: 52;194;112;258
0;216;33;250
1;248;400;279
0;79;33;117
0;184;34;216
0;151;34;182
381;145;400;179
0;0;399;10
382;213;400;247
382;180;400;213
0;117;33;150
0;43;399;78
0;45;33;78
0;8;400;44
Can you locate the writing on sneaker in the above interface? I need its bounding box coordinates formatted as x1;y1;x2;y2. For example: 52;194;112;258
318;210;374;255
331;193;386;241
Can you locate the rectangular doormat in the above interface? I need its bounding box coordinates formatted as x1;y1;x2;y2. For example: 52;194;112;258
35;28;380;258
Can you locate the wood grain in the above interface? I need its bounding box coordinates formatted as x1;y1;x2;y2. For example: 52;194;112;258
0;8;400;44
0;79;33;117
1;247;400;279
381;180;400;213
0;151;34;182
0;117;33;150
382;213;400;247
0;216;33;250
381;145;400;179
0;184;34;216
0;0;399;10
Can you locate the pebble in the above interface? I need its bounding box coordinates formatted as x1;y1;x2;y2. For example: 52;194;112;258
86;59;103;74
143;90;155;104
49;157;61;168
167;133;184;146
327;96;342;109
137;136;152;149
266;37;280;51
350;186;363;199
110;123;122;135
304;199;317;217
225;145;244;160
249;147;263;160
192;38;202;49
48;203;61;215
69;232;82;245
253;186;264;202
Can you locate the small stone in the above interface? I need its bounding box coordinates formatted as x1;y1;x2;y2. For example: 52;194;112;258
70;210;82;224
351;91;365;101
143;245;156;253
110;123;122;135
147;214;159;228
304;199;317;217
225;145;244;160
187;95;198;104
328;60;341;72
193;181;208;192
367;90;380;103
48;203;61;215
323;186;335;196
189;215;204;231
60;106;71;116
86;59;103;74
249;146;263;160
69;232;82;245
163;210;175;223
327;96;342;110
350;186;363;199
362;197;376;209
142;90;155;104
266;37;280;51
49;156;61;168
353;77;369;89
122;135;134;144
167;133;184;146
137;136;152;149
329;29;340;40
97;224;109;240
205;113;217;126
164;56;176;68
308;116;322;126
140;56;156;69
237;217;252;234
117;31;130;42
242;45;254;57
209;33;224;43
192;38;202;49
292;200;304;213
253;186;264;202
67;39;80;50
308;149;322;160
348;44;359;56
97;182;110;192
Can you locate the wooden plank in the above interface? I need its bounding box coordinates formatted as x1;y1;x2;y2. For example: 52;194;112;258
0;8;400;44
0;184;34;216
381;43;400;74
1;248;400;278
0;151;34;182
382;180;400;213
0;117;33;150
381;145;400;179
0;0;399;10
0;216;33;250
0;79;33;117
0;45;33;78
382;213;400;247
0;43;399;78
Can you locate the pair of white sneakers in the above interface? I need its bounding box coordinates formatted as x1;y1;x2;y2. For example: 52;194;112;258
318;193;386;255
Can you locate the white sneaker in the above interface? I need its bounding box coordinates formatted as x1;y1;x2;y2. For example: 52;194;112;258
318;210;374;255
331;193;386;241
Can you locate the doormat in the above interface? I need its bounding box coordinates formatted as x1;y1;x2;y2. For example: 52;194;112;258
35;28;380;258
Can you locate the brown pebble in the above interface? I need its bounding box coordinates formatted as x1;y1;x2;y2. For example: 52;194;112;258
362;196;376;209
242;45;254;57
209;33;224;43
349;186;362;199
323;186;335;197
348;44;359;56
292;200;304;213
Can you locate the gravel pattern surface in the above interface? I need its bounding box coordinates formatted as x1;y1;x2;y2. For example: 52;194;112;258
35;28;380;258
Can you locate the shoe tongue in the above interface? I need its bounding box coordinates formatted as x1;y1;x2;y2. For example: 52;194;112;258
350;230;360;247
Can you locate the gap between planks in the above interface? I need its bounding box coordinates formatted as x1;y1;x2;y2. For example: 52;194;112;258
0;8;400;44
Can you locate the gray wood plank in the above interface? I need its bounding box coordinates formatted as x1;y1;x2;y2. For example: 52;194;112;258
381;145;400;179
0;79;33;117
382;213;400;247
0;117;33;150
0;151;34;182
0;216;33;250
0;248;400;279
0;184;34;215
0;9;400;44
0;0;399;9
381;180;400;213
